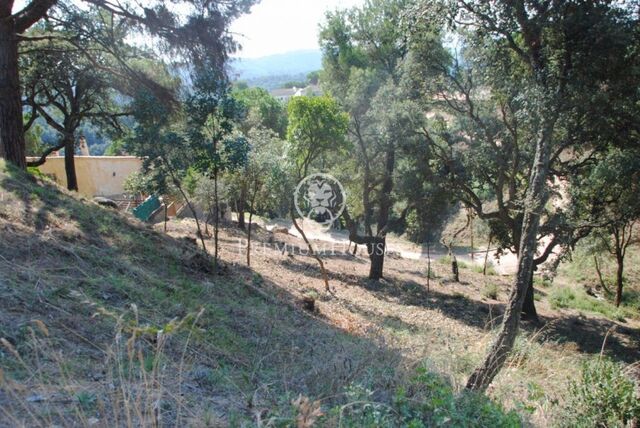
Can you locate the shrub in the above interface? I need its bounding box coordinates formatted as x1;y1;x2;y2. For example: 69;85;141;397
559;358;640;427
550;287;627;321
438;255;468;269
483;283;499;300
325;369;521;427
473;264;498;276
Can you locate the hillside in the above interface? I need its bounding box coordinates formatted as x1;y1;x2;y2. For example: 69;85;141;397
230;50;322;80
1;162;639;427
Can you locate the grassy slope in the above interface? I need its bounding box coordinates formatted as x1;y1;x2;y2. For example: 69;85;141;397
0;162;520;426
0;161;390;426
3;160;638;427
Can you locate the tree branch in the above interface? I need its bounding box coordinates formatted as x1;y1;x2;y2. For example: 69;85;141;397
27;140;66;167
14;0;57;33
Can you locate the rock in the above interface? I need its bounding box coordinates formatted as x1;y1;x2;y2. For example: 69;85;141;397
26;394;46;402
92;197;118;209
271;226;289;234
302;296;316;312
387;251;403;260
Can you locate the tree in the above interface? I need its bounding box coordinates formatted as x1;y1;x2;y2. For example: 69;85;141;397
232;87;287;138
572;148;640;307
186;68;249;267
242;126;280;267
230;87;287;229
286;95;349;291
21;15;131;191
0;0;254;169
320;0;446;279
414;0;640;392
286;96;349;178
127;88;208;253
307;70;320;85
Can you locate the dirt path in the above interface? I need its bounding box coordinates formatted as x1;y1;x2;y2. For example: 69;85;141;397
259;217;520;275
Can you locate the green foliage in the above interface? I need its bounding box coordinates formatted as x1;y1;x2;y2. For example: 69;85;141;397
286;95;349;177
425;266;437;280
483;283;499;300
330;369;520;427
123;171;156;198
104;139;127;156
307;70;320;85
75;391;97;410
473;264;497;276
559;358;640;427
232;86;287;137
282;80;307;89
23;118;45;157
549;287;629;321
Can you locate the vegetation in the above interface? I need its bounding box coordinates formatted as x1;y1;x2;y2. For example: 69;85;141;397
559;358;640;427
1;0;639;425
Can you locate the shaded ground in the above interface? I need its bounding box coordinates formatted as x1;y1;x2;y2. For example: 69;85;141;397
198;217;640;424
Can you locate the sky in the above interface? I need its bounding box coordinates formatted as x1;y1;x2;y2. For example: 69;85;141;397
13;0;364;59
230;0;364;58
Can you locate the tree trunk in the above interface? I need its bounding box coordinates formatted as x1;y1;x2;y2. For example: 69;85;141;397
212;140;219;270
426;241;431;292
615;253;624;307
64;136;78;191
165;160;207;253
246;182;258;267
290;206;331;292
483;233;493;275
593;255;610;294
368;239;385;280
451;254;459;282
362;170;373;236
512;221;539;319
0;19;26;169
238;181;246;230
521;270;538;322
368;146;395;281
466;124;552;392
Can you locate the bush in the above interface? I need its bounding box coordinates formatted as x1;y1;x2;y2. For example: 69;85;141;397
473;264;498;276
324;369;521;427
483;283;499;300
438;255;468;269
549;287;627;321
559;358;640;427
425;266;437;279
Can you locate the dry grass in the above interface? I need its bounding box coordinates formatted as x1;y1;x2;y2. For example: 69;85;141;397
1;160;638;426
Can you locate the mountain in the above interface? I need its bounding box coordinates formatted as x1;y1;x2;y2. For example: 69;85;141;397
230;49;322;81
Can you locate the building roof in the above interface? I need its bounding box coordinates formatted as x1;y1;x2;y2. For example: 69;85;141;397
270;87;298;97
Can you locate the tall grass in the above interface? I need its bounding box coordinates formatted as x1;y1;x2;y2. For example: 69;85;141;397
549;287;629;321
0;305;204;427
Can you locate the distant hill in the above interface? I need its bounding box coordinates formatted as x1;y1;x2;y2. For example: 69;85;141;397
230;49;322;88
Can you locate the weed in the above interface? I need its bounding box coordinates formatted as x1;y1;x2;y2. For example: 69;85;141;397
483;283;499;300
76;391;97;410
558;358;640;427
473;264;498;276
252;272;264;286
550;287;629;321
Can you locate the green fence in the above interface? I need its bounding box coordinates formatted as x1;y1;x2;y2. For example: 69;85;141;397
132;195;161;221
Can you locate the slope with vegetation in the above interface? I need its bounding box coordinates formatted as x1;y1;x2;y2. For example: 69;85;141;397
0;162;526;426
2;162;639;426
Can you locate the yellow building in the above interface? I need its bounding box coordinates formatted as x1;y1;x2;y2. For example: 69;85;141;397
28;155;143;198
